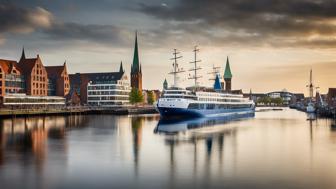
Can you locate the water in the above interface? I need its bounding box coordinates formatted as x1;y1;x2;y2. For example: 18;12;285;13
0;108;336;189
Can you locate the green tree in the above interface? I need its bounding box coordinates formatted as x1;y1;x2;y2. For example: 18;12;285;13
129;88;144;104
147;91;155;105
272;97;283;106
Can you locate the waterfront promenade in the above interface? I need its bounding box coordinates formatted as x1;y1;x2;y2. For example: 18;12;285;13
0;105;158;118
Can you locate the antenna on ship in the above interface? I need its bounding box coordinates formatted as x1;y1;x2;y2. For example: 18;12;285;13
208;64;221;81
188;45;202;88
169;49;185;88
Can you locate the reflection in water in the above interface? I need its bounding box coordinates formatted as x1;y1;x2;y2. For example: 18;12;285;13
0;115;87;169
2;110;336;188
131;116;143;177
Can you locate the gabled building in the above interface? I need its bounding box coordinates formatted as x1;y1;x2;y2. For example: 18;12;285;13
18;50;49;96
0;59;25;96
130;31;142;92
45;62;70;96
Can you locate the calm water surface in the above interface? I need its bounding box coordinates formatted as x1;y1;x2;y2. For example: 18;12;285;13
1;108;336;189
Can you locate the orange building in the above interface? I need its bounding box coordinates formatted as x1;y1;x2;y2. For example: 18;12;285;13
0;48;70;98
0;59;25;96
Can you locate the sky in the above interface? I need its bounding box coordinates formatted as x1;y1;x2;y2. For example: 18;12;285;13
0;0;336;95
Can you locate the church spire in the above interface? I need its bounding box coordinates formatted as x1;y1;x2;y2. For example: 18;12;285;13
119;61;124;73
131;31;140;74
19;46;26;63
214;74;222;91
224;56;232;79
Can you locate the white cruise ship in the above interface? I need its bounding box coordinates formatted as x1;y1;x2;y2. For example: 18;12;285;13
156;47;255;118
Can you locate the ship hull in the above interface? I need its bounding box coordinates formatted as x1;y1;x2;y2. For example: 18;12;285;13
157;106;255;119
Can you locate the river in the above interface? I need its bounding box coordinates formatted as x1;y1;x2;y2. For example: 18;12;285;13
0;108;336;189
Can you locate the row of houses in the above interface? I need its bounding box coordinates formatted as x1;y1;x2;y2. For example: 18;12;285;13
0;33;160;108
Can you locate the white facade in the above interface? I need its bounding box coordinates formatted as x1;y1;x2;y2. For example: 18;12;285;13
87;76;131;106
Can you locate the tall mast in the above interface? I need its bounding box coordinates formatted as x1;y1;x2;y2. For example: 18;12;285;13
307;69;314;98
169;49;184;88
188;46;202;87
208;64;221;81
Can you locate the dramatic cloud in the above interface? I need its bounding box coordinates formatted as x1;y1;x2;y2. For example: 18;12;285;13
0;3;132;47
139;0;336;48
44;22;131;46
0;4;53;34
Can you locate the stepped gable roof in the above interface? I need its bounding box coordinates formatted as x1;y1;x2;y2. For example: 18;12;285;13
224;56;232;79
0;59;21;74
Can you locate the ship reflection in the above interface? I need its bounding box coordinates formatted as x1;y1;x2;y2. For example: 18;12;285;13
154;112;255;134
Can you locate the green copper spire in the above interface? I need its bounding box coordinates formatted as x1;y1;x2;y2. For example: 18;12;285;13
131;31;140;74
224;56;232;79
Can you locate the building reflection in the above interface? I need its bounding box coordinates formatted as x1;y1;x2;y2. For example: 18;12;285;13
131;116;143;177
0;115;87;169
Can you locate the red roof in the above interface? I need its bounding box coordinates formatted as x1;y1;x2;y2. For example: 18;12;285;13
0;59;21;74
18;58;38;74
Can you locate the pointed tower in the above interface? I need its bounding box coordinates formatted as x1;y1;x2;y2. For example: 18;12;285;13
163;79;168;90
224;56;232;92
119;61;124;73
214;74;222;91
19;46;26;63
130;31;142;92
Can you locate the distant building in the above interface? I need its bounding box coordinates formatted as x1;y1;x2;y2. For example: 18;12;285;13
327;88;336;108
223;56;232;92
130;32;142;92
267;89;292;105
45;62;70;97
142;89;161;104
69;62;130;106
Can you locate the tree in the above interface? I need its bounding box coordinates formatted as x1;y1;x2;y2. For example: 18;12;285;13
147;91;155;105
272;97;283;106
129;88;144;104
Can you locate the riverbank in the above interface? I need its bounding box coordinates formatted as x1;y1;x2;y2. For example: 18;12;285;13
0;106;158;118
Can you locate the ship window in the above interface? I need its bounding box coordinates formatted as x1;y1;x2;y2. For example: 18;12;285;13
188;103;199;109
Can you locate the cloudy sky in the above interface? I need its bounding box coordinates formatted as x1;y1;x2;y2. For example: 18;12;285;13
1;0;336;94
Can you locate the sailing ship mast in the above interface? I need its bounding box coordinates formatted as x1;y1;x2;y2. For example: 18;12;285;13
169;49;185;88
208;64;221;81
307;69;314;99
188;46;202;87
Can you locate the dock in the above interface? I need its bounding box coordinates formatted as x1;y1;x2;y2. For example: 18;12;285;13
0;106;158;118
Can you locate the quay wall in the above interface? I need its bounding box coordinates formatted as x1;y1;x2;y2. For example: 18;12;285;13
0;106;158;118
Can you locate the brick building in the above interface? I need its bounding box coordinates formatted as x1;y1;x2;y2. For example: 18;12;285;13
45;62;70;96
0;59;25;96
0;48;70;98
